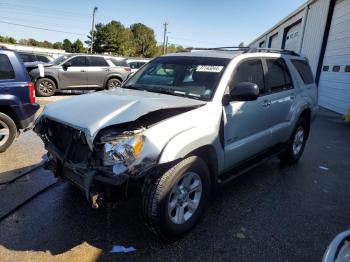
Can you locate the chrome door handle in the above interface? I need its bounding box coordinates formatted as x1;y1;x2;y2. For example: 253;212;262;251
262;100;271;107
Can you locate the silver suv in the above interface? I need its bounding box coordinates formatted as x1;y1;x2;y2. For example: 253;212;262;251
30;54;131;97
34;48;318;240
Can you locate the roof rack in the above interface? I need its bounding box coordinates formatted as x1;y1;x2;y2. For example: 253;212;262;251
185;46;300;56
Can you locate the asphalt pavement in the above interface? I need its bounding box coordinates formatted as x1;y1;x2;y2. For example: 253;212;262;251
0;104;349;262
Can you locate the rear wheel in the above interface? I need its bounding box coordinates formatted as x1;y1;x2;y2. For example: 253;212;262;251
279;118;308;164
106;78;122;90
0;112;17;153
142;156;211;240
35;78;56;97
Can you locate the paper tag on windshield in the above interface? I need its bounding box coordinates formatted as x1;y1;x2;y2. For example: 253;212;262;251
196;65;223;73
38;64;44;77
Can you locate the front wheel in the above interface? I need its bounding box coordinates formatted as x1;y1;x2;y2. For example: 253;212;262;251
142;156;211;241
279;118;308;164
35;78;56;97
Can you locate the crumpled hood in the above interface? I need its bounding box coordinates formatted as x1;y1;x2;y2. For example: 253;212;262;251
42;88;206;139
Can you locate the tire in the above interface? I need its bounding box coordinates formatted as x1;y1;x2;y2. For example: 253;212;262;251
142;156;211;241
0;112;17;153
279;118;308;164
35;78;56;97
106;78;122;90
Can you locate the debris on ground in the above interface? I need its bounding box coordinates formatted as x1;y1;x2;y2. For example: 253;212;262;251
110;245;137;253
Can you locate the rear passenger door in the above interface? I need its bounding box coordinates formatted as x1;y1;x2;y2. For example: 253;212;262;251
263;57;296;144
223;58;272;169
86;56;110;89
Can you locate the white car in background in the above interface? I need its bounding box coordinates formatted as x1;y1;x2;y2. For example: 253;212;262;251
127;58;150;73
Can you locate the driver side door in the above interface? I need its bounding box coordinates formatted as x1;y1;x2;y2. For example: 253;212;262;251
59;56;88;89
223;58;272;170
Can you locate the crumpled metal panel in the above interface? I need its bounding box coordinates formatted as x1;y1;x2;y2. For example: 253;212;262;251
39;88;206;147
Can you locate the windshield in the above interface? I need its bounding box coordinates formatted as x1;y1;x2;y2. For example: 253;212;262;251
123;56;229;101
52;55;72;65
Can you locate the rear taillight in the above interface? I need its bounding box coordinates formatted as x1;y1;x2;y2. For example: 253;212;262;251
28;82;36;104
124;67;131;72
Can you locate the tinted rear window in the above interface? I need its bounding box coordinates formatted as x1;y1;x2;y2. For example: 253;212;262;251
265;58;293;92
88;56;109;67
0;54;15;80
37;55;50;63
111;58;128;67
291;59;314;84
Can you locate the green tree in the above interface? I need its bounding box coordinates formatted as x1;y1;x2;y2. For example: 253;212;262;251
62;39;73;52
53;41;63;50
130;23;157;57
71;39;86;53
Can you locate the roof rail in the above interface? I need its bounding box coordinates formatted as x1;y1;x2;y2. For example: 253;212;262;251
185;46;300;56
243;47;300;56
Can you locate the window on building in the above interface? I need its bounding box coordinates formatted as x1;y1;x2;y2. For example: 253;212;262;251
259;41;265;48
0;54;15;80
332;66;340;72
87;56;109;67
291;59;315;84
265;58;293;92
323;66;329;71
232;59;265;94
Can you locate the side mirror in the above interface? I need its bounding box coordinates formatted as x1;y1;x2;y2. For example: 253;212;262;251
63;61;72;70
223;82;259;105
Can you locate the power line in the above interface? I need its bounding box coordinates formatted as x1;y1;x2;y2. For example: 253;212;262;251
0;2;90;17
0;20;86;36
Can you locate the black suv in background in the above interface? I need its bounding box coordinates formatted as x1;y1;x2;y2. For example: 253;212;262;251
0;48;39;152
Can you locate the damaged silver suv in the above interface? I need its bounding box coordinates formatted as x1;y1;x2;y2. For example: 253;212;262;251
34;47;318;240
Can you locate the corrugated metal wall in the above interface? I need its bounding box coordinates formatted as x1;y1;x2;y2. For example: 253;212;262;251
300;0;331;75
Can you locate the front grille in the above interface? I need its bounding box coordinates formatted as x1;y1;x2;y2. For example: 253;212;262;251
45;119;91;163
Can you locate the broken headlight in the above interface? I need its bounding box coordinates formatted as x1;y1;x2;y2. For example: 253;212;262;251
103;135;144;169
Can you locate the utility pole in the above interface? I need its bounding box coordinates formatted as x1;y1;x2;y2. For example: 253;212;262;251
165;36;169;54
90;6;98;54
162;22;168;54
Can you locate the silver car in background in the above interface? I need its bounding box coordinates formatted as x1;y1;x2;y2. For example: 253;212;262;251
29;54;131;96
34;48;318;240
126;58;150;73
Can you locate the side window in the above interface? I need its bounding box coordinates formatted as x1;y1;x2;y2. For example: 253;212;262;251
232;59;265;94
111;58;128;67
88;56;109;67
19;53;36;63
265;58;292;93
128;62;138;69
0;54;15;80
37;55;50;63
291;59;314;84
68;56;87;67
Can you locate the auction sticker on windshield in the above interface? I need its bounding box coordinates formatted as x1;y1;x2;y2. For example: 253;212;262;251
196;65;223;72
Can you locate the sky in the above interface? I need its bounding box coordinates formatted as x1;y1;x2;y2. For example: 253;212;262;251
0;0;306;47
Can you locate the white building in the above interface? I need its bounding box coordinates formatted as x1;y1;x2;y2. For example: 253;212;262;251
249;0;350;115
0;43;65;59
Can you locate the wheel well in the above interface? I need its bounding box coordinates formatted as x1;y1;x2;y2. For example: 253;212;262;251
0;106;19;129
37;76;58;89
300;109;311;138
188;145;218;189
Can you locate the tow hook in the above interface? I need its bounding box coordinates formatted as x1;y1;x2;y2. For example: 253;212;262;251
90;192;104;209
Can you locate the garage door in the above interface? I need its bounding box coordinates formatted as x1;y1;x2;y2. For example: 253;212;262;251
319;0;350;115
269;33;279;49
284;22;301;52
